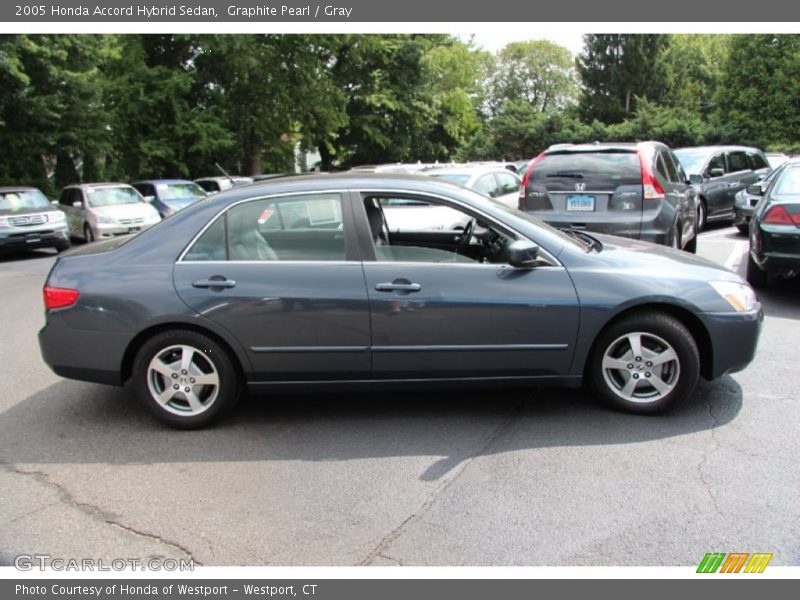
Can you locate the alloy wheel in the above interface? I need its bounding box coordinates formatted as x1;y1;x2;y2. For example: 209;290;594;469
601;332;681;403
146;344;220;416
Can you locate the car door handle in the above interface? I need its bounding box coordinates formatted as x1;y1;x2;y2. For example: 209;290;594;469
375;282;422;293
192;277;236;289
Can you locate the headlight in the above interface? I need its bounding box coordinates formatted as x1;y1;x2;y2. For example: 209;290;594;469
709;280;758;312
0;216;8;228
93;213;116;225
49;211;66;222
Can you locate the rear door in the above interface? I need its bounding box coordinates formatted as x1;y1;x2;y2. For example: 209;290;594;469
173;191;372;382
725;150;753;208
521;150;644;238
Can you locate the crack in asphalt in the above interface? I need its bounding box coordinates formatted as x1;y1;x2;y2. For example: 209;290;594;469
0;462;202;565
697;391;724;519
357;397;528;566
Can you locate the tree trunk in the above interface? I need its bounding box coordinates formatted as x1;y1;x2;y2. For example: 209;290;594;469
247;134;262;176
319;144;333;171
625;88;632;114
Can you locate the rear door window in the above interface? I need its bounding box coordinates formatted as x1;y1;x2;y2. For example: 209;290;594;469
496;171;520;195
473;174;499;198
529;152;642;191
707;153;726;176
749;153;769;171
728;151;749;173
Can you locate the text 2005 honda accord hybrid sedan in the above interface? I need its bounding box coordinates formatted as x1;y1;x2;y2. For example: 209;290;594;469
39;174;763;428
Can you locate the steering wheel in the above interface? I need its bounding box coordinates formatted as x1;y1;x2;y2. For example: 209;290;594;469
457;218;477;253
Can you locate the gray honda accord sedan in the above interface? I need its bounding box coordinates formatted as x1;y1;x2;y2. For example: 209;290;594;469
39;174;763;428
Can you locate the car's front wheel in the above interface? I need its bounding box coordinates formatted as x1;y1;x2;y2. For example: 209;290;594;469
696;200;707;232
589;313;700;414
132;329;242;428
84;224;95;243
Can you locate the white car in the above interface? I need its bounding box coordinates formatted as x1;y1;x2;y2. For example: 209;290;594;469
58;183;161;242
194;176;254;194
423;166;521;208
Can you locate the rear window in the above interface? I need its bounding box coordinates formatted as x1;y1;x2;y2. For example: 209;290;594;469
529;152;642;191
773;167;800;195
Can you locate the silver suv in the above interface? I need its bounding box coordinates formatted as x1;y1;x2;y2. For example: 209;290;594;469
0;186;69;253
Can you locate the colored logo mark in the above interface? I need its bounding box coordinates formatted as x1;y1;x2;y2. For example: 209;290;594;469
697;552;773;573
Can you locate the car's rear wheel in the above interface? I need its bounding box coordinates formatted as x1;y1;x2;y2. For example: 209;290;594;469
132;329;242;429
696;200;707;232
55;241;71;252
746;252;769;288
589;313;699;414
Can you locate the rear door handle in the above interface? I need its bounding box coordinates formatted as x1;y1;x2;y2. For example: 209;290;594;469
192;277;236;289
375;282;421;293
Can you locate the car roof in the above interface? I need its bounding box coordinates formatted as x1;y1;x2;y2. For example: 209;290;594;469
133;179;196;185
65;182;134;189
544;141;662;154
674;145;764;154
0;186;42;193
425;166;510;177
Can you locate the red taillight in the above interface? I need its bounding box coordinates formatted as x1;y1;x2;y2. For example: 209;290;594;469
763;205;800;226
43;286;79;310
519;151;546;200
638;148;664;201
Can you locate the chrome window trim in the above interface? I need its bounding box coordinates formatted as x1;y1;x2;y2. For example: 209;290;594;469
176;189;349;263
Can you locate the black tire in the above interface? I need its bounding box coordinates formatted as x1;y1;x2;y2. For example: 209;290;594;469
696;199;707;232
132;329;242;429
683;233;697;254
589;312;700;414
736;224;749;235
84;224;95;243
54;241;71;252
746;252;769;289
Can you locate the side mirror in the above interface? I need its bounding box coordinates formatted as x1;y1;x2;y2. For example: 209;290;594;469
688;174;704;185
72;201;83;208
508;240;540;268
50;200;59;206
708;168;725;178
143;195;155;203
746;182;767;196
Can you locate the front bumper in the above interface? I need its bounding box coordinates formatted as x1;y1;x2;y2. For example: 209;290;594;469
93;221;157;239
0;226;68;250
703;307;763;379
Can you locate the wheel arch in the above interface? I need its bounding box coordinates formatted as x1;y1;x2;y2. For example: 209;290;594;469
121;320;250;384
583;302;713;381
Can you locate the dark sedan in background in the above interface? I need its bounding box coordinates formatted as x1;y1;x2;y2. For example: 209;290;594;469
39;174;761;428
132;179;207;218
674;145;771;231
746;161;800;288
734;159;799;234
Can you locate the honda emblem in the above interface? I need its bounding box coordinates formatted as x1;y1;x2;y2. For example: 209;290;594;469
575;183;586;192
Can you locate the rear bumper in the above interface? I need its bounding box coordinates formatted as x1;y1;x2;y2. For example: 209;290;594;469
703;307;763;379
38;319;127;386
751;224;800;273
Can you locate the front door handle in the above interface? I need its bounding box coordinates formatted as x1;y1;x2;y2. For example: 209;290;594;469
375;282;422;293
192;277;236;289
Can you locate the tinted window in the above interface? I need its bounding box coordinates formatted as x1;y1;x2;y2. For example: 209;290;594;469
496;171;520;195
773;167;800;195
530;152;641;191
662;152;680;182
58;189;73;206
728;152;749;172
196;180;219;193
227;193;345;261
668;151;687;182
749;153;769;170
473;174;499;198
655;153;670;182
184;216;226;261
707;153;726;176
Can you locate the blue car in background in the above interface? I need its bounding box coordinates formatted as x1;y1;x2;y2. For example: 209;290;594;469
132;179;207;218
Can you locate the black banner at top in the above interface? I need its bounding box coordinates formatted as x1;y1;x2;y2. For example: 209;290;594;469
4;0;800;22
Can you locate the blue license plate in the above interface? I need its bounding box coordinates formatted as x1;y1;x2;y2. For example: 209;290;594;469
566;195;595;212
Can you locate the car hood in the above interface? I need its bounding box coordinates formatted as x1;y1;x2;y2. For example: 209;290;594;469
92;203;157;220
587;233;742;283
0;206;63;217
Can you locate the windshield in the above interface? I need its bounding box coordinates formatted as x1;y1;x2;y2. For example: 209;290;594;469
430;173;471;186
158;183;206;201
774;167;800;195
673;150;710;175
86;187;142;208
0;190;51;213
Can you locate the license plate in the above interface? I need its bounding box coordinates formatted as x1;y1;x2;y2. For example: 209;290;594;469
566;195;595;212
128;226;141;233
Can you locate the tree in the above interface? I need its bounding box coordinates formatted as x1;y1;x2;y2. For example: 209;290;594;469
487;40;578;116
576;34;670;124
715;34;800;150
660;34;730;116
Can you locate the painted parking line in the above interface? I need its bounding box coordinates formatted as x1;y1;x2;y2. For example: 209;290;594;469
725;240;748;272
699;227;739;239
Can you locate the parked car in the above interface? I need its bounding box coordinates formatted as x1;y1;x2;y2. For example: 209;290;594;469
132;179;207;218
766;153;790;169
0;186;69;253
425;165;521;209
674;146;770;231
745;161;800;288
519;142;698;252
39;174;761;428
733;159;798;234
58;183;161;242
194;176;253;194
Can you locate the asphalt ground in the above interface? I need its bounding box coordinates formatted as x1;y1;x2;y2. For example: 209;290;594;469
0;223;798;567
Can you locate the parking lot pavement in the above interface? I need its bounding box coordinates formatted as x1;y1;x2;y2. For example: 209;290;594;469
1;232;798;567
